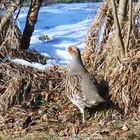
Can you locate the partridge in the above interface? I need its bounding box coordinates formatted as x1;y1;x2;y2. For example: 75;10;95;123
65;46;105;123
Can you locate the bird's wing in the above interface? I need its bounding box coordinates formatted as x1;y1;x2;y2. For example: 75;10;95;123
81;73;105;103
65;74;86;101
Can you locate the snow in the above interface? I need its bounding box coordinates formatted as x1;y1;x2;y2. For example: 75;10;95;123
10;58;51;70
14;3;102;69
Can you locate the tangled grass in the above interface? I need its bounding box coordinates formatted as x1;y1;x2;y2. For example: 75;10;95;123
0;1;140;139
83;0;140;116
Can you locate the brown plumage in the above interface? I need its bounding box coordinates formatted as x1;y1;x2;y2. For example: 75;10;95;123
65;45;105;123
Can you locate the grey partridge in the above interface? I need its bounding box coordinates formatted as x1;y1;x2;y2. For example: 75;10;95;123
65;46;105;123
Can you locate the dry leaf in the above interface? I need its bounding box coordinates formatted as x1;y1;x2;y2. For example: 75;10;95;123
97;129;111;136
71;126;79;135
91;122;98;128
41;91;49;101
41;114;48;122
135;51;140;59
59;128;69;137
121;124;129;132
48;128;56;135
121;131;129;137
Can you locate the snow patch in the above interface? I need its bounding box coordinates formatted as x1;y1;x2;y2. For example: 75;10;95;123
14;3;101;70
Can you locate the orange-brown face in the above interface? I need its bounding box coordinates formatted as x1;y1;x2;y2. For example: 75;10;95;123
67;46;80;56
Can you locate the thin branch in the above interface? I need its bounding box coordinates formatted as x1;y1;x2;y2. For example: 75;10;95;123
118;0;127;28
111;0;125;56
20;0;43;50
0;0;23;32
125;0;132;55
15;5;23;21
132;0;140;25
135;0;140;14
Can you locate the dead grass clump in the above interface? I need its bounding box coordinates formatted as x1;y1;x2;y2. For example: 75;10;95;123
0;61;65;112
83;1;140;116
0;77;23;111
0;13;21;51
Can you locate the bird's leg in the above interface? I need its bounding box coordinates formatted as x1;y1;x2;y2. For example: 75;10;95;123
82;111;85;124
80;108;85;123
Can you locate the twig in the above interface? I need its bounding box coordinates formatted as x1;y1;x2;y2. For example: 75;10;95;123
0;0;23;32
15;5;23;21
135;0;140;14
125;0;132;55
111;0;125;56
118;0;127;28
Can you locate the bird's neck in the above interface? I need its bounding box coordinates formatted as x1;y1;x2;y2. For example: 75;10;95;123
68;55;86;74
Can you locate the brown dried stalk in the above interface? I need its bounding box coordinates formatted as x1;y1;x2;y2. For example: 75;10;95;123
125;0;132;55
111;0;125;56
135;0;140;14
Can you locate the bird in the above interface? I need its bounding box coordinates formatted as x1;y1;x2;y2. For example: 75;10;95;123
65;45;105;123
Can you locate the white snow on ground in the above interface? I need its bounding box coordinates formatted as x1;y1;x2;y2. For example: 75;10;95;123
10;58;56;70
13;3;102;70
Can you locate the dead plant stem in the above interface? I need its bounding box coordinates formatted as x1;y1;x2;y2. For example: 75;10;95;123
125;0;132;56
111;0;125;56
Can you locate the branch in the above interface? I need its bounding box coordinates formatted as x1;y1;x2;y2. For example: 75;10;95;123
135;0;140;14
15;5;23;21
118;0;127;28
0;0;24;32
111;0;125;56
125;0;132;55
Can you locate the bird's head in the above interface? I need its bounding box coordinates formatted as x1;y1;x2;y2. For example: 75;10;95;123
67;45;85;73
67;45;80;56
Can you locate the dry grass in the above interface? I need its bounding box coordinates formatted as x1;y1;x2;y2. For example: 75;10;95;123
0;61;65;112
0;1;140;139
0;60;135;139
0;117;140;139
83;1;140;116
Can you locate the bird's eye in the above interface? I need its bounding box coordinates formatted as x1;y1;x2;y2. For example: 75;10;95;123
68;47;72;52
